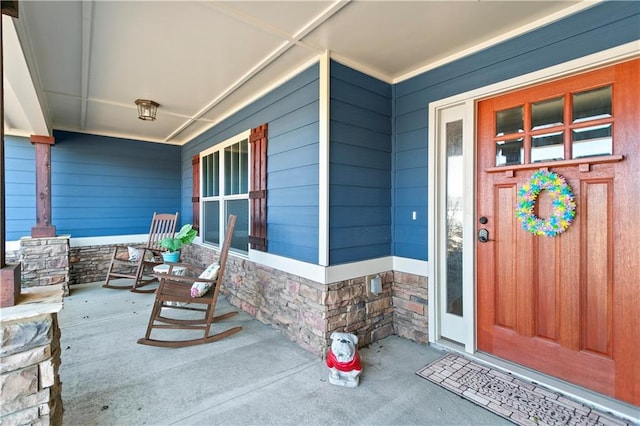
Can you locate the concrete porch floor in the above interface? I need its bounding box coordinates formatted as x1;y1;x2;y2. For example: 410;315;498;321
58;282;510;426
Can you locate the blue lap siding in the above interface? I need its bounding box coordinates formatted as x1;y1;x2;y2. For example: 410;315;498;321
3;2;636;268
51;131;181;237
4;136;36;241
181;64;320;263
329;61;392;264
393;1;640;261
4;131;181;239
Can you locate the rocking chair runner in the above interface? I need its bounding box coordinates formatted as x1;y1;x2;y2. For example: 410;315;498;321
137;214;242;347
103;212;179;293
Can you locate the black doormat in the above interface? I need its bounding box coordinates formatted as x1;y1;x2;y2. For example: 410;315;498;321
416;353;632;426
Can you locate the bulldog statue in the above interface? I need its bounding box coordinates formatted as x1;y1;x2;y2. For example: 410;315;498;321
326;332;362;387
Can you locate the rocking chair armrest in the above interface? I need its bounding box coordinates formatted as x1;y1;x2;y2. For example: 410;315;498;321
141;246;163;255
157;274;217;285
161;261;207;275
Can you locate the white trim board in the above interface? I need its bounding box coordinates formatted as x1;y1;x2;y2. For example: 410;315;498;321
7;234;427;285
318;50;331;267
426;40;640;412
393;1;601;84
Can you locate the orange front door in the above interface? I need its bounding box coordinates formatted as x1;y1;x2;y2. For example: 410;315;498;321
476;59;639;405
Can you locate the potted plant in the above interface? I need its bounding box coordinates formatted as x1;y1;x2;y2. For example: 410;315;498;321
159;224;197;262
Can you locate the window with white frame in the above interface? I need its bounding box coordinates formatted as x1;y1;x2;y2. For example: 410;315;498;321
201;133;250;253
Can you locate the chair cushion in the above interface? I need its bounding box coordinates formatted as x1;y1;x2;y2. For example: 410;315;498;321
115;249;130;261
128;246;153;262
191;262;220;297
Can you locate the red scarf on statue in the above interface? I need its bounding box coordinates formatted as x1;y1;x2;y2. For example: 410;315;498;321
326;348;362;372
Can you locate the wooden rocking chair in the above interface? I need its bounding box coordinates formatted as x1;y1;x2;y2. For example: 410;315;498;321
103;212;179;293
137;215;242;347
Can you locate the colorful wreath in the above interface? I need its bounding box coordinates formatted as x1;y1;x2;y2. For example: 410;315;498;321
515;170;576;237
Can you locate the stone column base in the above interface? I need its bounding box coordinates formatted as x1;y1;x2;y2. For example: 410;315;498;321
0;264;21;308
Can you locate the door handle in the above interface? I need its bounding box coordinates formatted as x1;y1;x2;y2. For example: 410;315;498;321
478;228;490;243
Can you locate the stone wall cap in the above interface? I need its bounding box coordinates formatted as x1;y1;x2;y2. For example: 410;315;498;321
0;285;64;322
20;235;71;241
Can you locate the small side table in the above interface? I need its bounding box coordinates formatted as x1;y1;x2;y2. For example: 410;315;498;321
153;264;187;307
153;264;187;276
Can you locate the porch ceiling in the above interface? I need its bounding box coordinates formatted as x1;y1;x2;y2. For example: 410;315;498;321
3;1;588;145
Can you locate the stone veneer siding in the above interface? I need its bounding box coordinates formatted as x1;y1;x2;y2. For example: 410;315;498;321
20;236;71;296
68;244;143;286
6;243;143;287
0;313;63;425
181;244;428;355
7;238;430;354
393;271;429;344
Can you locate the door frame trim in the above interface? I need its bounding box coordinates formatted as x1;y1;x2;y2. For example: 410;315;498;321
428;102;476;350
427;41;639;352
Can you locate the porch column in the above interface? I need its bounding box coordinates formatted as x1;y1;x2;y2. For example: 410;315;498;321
30;135;56;238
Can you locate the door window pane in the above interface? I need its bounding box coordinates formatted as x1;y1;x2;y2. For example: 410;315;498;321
496;106;524;136
532;97;563;130
573;85;612;123
496;138;524;166
572;124;612;158
446;120;463;316
532;132;564;163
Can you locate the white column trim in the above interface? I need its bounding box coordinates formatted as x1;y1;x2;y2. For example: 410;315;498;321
318;50;331;266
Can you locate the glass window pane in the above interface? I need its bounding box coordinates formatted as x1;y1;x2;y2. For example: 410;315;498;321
240;139;248;194
445;120;463;316
573;85;612;123
532;131;564;163
203;200;220;245
224;145;234;195
226;199;249;253
532;97;563;130
496;138;524;166
225;141;249;195
572;124;612;158
496;106;523;136
202;152;219;197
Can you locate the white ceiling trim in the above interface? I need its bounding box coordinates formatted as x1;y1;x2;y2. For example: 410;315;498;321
393;1;602;84
5;15;49;136
3;81;30;136
5;1;612;146
87;97;200;122
176;55;321;145
163;0;351;143
79;1;93;131
3;16;48;136
329;52;394;83
51;124;173;145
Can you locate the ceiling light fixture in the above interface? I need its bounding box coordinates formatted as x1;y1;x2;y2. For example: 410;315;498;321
135;99;159;121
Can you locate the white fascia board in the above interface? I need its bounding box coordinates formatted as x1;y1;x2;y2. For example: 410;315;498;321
3;15;49;136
